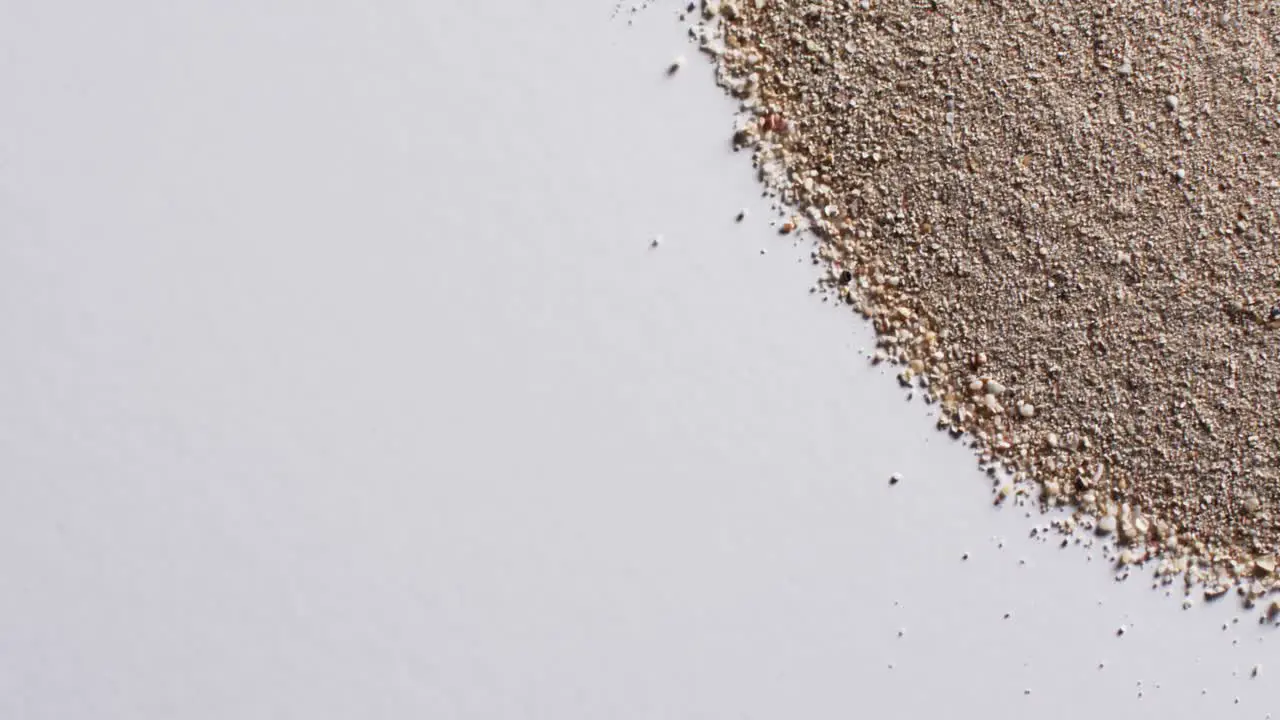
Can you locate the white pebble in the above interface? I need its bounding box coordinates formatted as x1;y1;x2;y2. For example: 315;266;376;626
1018;403;1036;418
1165;94;1179;111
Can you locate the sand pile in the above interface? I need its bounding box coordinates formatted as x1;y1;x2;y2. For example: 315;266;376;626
693;0;1280;601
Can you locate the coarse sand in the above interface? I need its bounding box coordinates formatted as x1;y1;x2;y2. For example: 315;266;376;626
690;0;1280;603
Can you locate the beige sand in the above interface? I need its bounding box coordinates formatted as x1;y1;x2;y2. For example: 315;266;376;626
695;0;1280;602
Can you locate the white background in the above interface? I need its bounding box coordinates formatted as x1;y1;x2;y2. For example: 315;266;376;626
0;1;1275;717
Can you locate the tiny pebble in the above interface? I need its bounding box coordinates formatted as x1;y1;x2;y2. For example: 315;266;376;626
1116;624;1127;636
889;472;902;485
1253;664;1262;678
650;234;663;248
1166;94;1179;111
668;56;685;74
736;209;747;222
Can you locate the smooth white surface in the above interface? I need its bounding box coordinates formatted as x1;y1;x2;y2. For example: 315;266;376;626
0;2;1275;717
